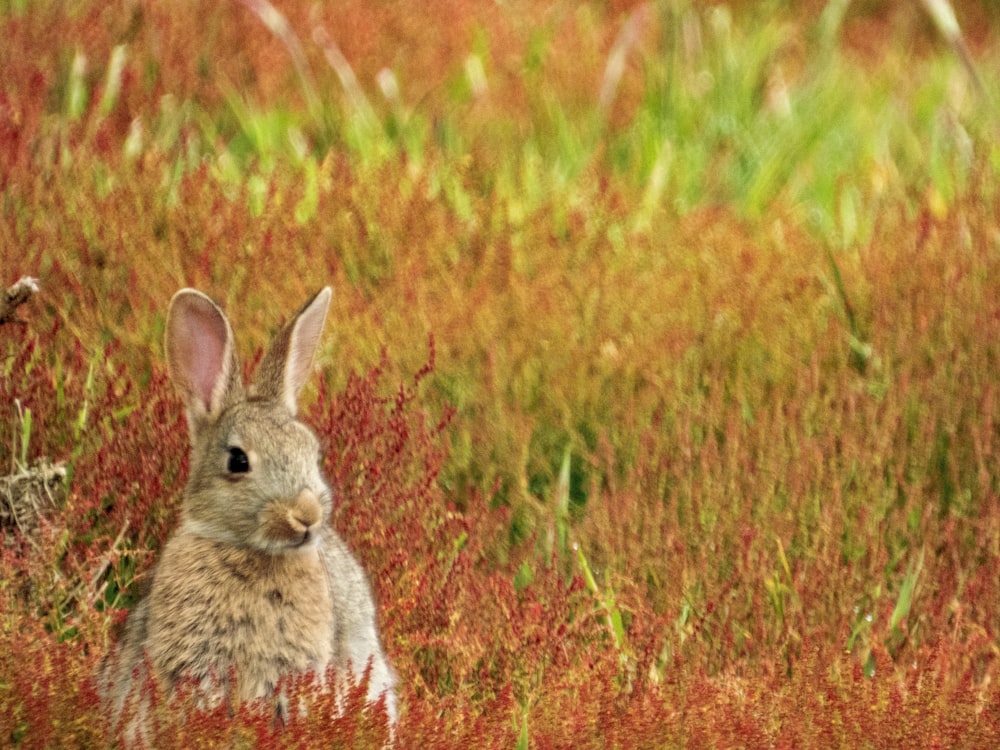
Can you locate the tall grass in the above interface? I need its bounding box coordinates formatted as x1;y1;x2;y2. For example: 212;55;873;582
3;0;1000;746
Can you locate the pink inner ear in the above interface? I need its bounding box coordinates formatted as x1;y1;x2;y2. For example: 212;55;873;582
176;298;229;412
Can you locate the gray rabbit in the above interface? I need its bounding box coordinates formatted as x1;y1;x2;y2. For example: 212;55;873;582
102;287;396;742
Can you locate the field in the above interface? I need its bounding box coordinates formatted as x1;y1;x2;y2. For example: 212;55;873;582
4;0;1000;746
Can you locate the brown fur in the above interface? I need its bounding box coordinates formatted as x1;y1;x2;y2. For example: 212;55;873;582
146;534;335;706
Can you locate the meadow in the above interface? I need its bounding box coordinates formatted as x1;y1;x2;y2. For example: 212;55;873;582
3;0;1000;746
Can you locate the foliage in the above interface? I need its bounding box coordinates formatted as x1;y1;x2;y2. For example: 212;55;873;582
3;0;1000;746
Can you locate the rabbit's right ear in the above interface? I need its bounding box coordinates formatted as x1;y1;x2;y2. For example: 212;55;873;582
165;289;243;435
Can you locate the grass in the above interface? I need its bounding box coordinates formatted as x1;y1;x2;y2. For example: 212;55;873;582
4;0;1000;746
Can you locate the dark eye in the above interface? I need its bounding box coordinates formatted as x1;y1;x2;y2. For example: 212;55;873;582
227;446;250;474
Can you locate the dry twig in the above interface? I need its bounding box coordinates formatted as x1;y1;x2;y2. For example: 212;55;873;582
0;276;40;326
0;459;67;547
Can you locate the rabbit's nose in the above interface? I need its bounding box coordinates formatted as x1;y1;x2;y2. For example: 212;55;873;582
287;489;322;532
255;489;325;550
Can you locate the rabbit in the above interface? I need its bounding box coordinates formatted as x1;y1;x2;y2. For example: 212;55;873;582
102;287;397;743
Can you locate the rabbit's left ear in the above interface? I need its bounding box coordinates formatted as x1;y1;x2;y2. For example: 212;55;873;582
166;289;244;436
251;287;332;415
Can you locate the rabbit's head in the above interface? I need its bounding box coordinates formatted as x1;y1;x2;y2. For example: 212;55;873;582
165;287;333;555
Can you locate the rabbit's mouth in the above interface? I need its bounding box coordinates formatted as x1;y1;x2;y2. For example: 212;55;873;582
293;527;318;549
254;489;324;551
251;518;321;554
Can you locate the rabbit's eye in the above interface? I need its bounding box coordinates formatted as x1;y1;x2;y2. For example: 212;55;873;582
227;446;251;474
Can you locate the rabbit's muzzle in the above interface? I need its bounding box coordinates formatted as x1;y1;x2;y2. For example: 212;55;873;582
256;489;324;550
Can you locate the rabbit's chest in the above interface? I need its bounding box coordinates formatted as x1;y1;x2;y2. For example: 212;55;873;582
147;536;335;686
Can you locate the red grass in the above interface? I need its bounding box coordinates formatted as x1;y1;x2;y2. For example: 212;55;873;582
6;189;1000;747
5;311;1000;746
4;1;1000;747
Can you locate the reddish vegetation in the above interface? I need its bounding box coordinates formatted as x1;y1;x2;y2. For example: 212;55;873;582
4;0;1000;747
6;204;1000;745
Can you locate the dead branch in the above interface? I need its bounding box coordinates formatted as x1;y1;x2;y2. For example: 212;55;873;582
0;459;67;548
